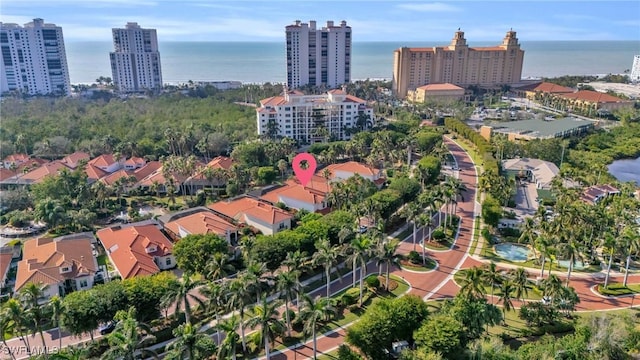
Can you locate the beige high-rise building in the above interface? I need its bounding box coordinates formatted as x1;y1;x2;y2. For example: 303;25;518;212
393;30;524;98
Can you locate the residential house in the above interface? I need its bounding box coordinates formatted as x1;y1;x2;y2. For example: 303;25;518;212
260;178;330;213
88;154;124;173
15;233;98;300
324;161;385;186
3;154;30;169
2;160;71;186
160;207;238;245
581;184;620;204
124;157;147;170
208;196;293;235
61;151;91;169
502;158;559;189
515;81;574;101
135;164;189;194
102;161;162;188
184;156;234;191
97;221;175;279
85;164;109;184
0;246;17;290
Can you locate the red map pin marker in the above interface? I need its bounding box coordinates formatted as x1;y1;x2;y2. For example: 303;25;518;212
292;153;317;187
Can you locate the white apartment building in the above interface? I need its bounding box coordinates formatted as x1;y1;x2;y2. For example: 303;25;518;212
109;22;163;93
286;20;351;89
0;18;71;96
257;89;373;143
631;55;640;83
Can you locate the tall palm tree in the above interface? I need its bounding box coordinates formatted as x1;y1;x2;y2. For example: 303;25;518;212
498;281;515;323
19;282;49;359
200;281;226;344
622;226;640;287
243;260;270;303
534;234;552;278
101;307;158;360
347;235;373;306
482;262;503;304
3;298;31;355
416;213;432;265
216;315;241;360
601;232;617;288
518;217;537;245
375;239;401;291
510;268;529;303
163;274;205;324
459;266;486;300
166;322;214;360
300;294;337;360
541;274;564;301
403;202;422;251
225;278;251;354
246;296;284;360
312;239;340;300
276;269;300;337
283;250;309;315
557;235;583;284
49;295;64;351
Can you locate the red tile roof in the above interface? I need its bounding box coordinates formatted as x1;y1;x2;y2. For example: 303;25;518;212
208;196;293;225
207;156;234;170
260;96;287;107
100;169;133;186
164;210;237;238
85;164;109;181
328;89;346;95
261;180;328;206
0;248;12;284
15;158;48;173
97;224;173;279
560;90;628;103
124;157;146;167
528;82;574;94
3;154;29;163
62;152;91;168
19;161;71;183
15;236;97;291
0;168;17;181
88;154;119;168
133;161;162;180
324;161;380;178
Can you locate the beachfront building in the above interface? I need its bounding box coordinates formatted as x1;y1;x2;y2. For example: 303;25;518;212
556;90;634;113
393;30;524;99
631;55;640;83
256;89;373;143
0;18;71;96
286;20;351;89
110;22;163;93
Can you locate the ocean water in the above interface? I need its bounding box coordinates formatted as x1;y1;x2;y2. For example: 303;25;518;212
608;157;640;184
65;41;640;85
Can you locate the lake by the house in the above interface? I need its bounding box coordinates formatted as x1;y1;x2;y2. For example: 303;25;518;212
608;157;640;184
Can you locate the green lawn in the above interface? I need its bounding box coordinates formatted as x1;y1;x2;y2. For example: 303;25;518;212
400;257;437;272
468;216;482;256
452;272;543;301
597;283;640;296
317;349;340;359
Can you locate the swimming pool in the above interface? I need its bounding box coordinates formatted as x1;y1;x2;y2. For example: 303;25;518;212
494;243;531;262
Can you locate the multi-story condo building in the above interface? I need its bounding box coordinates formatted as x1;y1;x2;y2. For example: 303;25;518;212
0;18;71;96
286;20;351;89
257;89;373;143
110;22;163;93
393;29;524;98
631;55;640;83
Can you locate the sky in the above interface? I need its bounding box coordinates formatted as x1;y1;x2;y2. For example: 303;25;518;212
1;0;639;42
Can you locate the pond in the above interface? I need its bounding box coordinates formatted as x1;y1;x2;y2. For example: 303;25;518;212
494;243;532;262
557;259;587;270
608;157;640;184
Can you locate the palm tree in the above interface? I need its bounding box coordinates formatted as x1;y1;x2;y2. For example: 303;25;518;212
351;235;374;306
403;202;421;251
482;262;503;304
49;347;87;360
557;235;583;284
459;266;486;300
243;260;270;303
375;239;401;291
416;213;432;265
534;234;552;278
313;239;340;300
602;232;617;288
518;217;536;245
216;315;241;360
283;250;309;315
19;282;49;359
226;278;251;354
49;295;64;351
498;281;515;324
622;226;640;287
101;307;158;360
200;281;226;344
300;294;337;360
0;310;17;360
246;296;284;360
163;273;205;324
510;268;529;303
541;274;564;301
166;322;214;360
3;298;32;355
276;269;300;337
205;252;235;282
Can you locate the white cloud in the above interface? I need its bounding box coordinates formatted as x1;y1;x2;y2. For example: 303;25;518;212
396;2;461;12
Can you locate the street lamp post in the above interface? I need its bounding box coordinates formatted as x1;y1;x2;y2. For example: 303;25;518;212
631;294;636;309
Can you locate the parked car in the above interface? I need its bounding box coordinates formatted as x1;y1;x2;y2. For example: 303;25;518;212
99;321;116;335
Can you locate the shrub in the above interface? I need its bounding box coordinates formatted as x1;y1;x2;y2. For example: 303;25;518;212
408;251;421;264
337;344;362;360
345;287;361;299
341;292;357;307
432;229;446;241
365;276;380;290
386;279;399;292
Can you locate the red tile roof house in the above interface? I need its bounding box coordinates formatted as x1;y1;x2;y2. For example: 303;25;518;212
260;177;329;213
208;196;293;236
123;157;147;171
2;160;72;186
61;151;91;169
14;233;98;300
0;246;18;291
323;161;386;187
88;154;125;173
184;156;234;191
159;207;239;245
2;153;30;169
96;221;176;279
581;184;620;204
134;163;188;195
